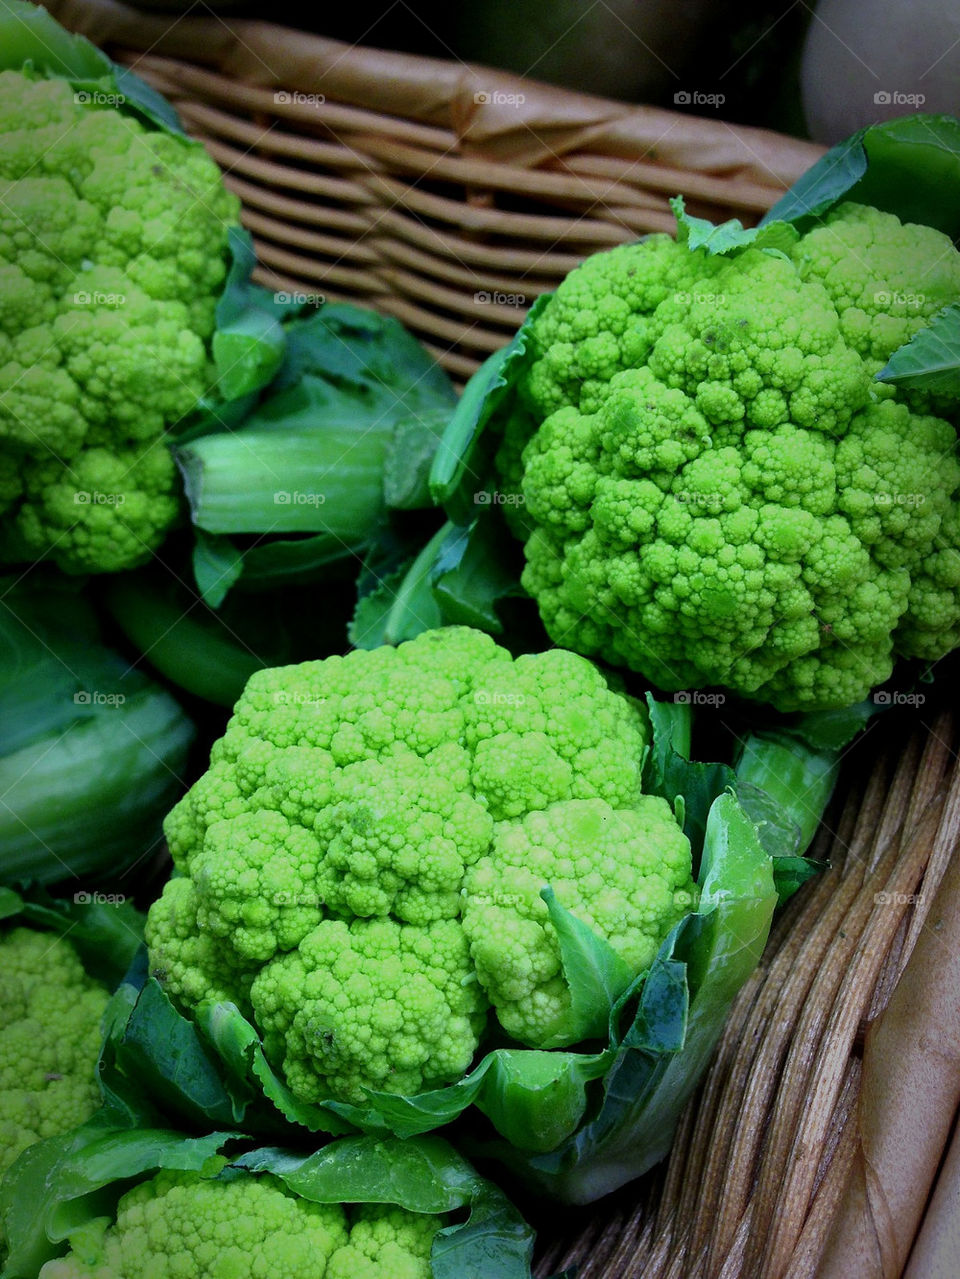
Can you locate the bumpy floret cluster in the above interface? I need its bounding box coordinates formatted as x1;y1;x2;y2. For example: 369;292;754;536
0;928;106;1191
38;1168;440;1279
502;204;960;711
0;70;238;572
147;627;696;1103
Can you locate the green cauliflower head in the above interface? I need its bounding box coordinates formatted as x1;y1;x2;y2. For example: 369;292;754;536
0;926;107;1259
146;627;696;1104
0;70;239;573
37;1167;441;1279
505;204;960;711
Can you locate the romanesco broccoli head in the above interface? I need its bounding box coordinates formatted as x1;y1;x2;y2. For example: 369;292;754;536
0;71;239;573
0;927;107;1225
37;1167;441;1279
791;203;960;382
503;204;960;711
146;627;695;1103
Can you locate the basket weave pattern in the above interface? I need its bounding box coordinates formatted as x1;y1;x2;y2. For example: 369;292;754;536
49;0;823;380
535;714;960;1279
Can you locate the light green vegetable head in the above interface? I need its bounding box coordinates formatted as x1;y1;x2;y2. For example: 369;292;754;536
0;926;107;1261
0;69;239;573
503;203;960;711
36;1168;440;1279
147;626;695;1104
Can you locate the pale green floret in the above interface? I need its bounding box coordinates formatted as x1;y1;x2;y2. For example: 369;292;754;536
0;70;239;573
326;1204;439;1279
148;627;694;1104
792;203;960;380
145;877;256;1014
505;205;960;711
0;927;107;1238
251;916;485;1104
462;796;696;1046
37;1167;441;1279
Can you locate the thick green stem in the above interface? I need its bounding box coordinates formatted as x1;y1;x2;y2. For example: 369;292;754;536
177;415;388;539
734;730;840;857
103;573;268;708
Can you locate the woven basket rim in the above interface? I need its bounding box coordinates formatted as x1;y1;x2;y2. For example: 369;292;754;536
47;0;824;187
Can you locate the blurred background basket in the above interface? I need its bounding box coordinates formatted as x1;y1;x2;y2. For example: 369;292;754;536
48;0;823;382
44;4;960;1276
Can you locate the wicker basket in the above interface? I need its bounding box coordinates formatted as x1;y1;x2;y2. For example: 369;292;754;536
46;4;960;1275
48;0;823;381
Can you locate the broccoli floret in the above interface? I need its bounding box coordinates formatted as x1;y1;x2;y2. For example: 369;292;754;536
462;796;695;1045
37;1168;441;1279
146;627;695;1103
0;926;107;1249
0;71;239;573
792;203;960;378
504;204;960;711
251;917;484;1104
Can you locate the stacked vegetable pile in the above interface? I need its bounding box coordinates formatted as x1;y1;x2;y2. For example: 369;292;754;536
1;4;959;1277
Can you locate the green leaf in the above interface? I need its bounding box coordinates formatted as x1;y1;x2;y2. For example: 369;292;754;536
349;513;528;649
877;302;960;395
210;229;292;402
734;730;839;860
431;513;526;634
642;692;735;855
472;1050;610;1154
484;791;777;1203
429;296;550;518
384;412;458;510
237;533;362;589
786;698;879;752
100;972;252;1132
0;582;195;887
769;854;822;902
102;569;270;708
671;195;799;255
234;1137;537;1279
198;1000;356;1137
191;531;244;608
349;523;449;649
540;887;635;1048
762;114;960;238
0;1119;233;1278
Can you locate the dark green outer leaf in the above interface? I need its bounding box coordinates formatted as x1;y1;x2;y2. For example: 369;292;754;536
431;512;527;634
429;296;551;519
349;522;449;649
761;113;960;239
209;228;292;402
0;1121;232;1278
642;692;735;857
199;1000;356;1137
481;792;777;1202
233;1134;536;1279
877;302;960;395
191;531;244;609
101;973;251;1132
540;887;635;1047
